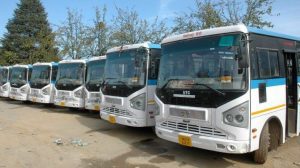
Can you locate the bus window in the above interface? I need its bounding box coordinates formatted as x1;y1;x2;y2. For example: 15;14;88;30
258;50;271;78
28;68;32;82
297;54;300;76
269;51;280;77
51;66;58;82
149;49;161;80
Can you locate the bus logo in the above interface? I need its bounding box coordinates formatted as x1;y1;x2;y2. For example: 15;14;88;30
180;110;191;118
183;91;190;95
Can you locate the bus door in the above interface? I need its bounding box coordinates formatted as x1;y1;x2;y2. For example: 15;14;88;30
297;52;300;135
284;51;298;136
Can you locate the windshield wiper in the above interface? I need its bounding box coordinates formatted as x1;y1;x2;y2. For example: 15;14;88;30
185;83;226;96
160;78;181;90
101;77;117;87
116;80;132;89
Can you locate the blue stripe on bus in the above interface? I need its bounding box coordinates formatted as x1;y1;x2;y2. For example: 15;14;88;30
251;78;286;89
297;76;300;83
148;80;157;85
248;27;300;41
148;44;161;49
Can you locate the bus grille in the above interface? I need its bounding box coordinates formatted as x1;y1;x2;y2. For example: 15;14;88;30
58;91;70;97
160;121;227;138
90;92;100;98
101;107;132;117
105;97;122;105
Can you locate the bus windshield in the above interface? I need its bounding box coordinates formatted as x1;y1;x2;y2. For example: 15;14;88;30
0;68;8;85
10;67;27;86
158;34;246;91
31;65;51;85
104;49;147;87
56;63;85;87
86;59;105;91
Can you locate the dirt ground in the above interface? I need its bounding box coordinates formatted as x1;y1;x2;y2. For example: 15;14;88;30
0;98;300;168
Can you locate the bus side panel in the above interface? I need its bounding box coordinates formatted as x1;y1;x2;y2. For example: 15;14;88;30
298;76;300;135
146;83;157;126
250;79;286;151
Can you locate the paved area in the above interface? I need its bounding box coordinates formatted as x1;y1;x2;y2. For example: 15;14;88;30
0;97;300;168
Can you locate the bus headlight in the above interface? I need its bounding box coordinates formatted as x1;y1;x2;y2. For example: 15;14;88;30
223;101;249;128
42;87;50;95
74;89;83;98
154;102;160;116
2;85;8;91
130;93;145;111
20;87;27;94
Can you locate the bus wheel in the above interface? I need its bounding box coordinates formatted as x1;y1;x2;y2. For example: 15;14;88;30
253;123;270;164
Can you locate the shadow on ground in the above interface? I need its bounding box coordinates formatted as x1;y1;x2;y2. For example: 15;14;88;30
76;116;258;168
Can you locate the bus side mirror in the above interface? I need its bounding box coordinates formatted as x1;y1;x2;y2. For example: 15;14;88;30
238;42;249;68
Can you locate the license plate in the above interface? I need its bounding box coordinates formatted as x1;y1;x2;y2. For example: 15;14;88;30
178;134;192;147
108;115;116;124
32;98;37;102
94;105;100;111
60;102;65;106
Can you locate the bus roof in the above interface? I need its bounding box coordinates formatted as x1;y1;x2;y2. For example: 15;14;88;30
32;62;58;66
58;59;87;64
11;64;32;68
161;24;300;44
87;55;106;62
0;66;11;69
107;42;161;53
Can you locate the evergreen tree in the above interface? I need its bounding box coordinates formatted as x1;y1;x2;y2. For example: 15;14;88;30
0;0;58;65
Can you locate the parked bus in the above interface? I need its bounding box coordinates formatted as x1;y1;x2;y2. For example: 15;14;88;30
54;60;86;108
28;62;58;104
100;42;161;127
154;24;300;163
85;56;106;111
9;64;32;101
0;66;11;97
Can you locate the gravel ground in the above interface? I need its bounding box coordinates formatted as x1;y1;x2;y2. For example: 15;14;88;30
0;97;300;168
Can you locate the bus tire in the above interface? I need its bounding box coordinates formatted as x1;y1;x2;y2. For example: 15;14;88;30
253;123;270;164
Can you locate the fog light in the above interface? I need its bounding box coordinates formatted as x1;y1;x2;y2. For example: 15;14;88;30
217;144;225;149
235;114;244;123
226;114;234;122
227;145;236;151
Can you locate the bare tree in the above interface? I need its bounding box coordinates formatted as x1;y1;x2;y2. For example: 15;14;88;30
55;9;89;59
221;0;278;28
173;0;278;34
173;0;224;34
85;6;111;56
111;7;170;46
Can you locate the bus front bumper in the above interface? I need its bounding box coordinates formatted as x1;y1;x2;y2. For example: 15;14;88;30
156;126;250;154
54;98;84;108
29;96;51;104
9;93;27;101
100;111;147;127
85;98;100;111
0;91;9;97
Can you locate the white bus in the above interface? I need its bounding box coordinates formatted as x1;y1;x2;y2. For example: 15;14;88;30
9;64;32;101
85;56;106;111
0;66;11;98
100;42;161;127
154;24;300;163
54;60;86;108
28;62;58;104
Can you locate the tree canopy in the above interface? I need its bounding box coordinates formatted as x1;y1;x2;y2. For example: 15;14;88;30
0;0;58;65
0;0;278;61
